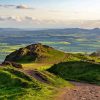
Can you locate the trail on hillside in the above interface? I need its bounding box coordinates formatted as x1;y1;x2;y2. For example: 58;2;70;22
25;69;50;84
56;82;100;100
22;69;100;100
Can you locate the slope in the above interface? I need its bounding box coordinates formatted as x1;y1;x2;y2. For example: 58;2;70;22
48;61;100;85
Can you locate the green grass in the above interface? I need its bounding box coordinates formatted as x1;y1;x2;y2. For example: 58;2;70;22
48;61;100;85
0;66;72;100
22;63;52;71
34;70;72;88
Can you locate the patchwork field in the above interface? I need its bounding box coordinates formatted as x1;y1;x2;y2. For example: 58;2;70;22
0;28;100;62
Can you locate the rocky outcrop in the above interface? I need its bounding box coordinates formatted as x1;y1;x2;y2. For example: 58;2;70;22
2;61;22;69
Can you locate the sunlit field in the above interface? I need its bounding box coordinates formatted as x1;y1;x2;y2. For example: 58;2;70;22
22;63;52;71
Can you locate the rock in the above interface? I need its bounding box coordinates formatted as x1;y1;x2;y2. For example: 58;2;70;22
2;61;22;69
73;89;77;91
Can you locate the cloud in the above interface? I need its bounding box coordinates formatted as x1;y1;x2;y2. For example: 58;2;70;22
0;16;23;22
0;16;39;22
77;20;100;28
1;15;100;28
16;5;34;9
49;10;65;13
60;20;100;28
0;16;6;21
0;4;15;8
0;16;57;24
0;4;34;9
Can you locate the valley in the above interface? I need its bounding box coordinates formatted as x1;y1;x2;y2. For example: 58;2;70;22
0;28;100;62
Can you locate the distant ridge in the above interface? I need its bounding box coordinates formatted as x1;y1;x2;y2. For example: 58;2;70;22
0;27;100;31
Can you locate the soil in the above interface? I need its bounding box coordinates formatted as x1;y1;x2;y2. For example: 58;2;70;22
56;81;100;100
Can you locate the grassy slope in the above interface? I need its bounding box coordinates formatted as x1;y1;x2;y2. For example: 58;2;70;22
0;66;72;100
48;61;100;85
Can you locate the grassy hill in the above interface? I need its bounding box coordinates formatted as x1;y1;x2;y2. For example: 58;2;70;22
1;43;100;99
0;66;72;100
48;61;100;85
4;43;81;64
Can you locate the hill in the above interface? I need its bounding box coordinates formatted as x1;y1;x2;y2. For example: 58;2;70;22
48;61;100;85
4;43;77;64
0;66;72;100
90;51;100;57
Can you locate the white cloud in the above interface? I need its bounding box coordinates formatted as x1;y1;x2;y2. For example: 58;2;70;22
0;16;23;22
16;5;34;9
16;5;28;9
0;16;6;21
1;15;100;28
0;16;60;25
0;4;34;9
0;4;15;8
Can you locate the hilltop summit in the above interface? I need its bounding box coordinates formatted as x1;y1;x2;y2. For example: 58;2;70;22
4;43;72;63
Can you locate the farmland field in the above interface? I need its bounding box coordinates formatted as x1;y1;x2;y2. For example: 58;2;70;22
0;28;100;62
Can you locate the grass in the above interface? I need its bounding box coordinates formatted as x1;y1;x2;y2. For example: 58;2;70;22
48;61;100;85
0;85;54;100
41;41;71;45
0;66;72;100
22;63;52;71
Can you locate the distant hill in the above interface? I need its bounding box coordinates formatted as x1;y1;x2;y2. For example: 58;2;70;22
4;43;75;64
90;51;100;57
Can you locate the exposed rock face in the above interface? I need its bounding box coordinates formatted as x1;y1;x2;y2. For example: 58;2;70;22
2;61;22;69
4;43;71;64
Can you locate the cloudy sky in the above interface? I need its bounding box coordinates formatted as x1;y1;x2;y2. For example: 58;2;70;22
0;0;100;28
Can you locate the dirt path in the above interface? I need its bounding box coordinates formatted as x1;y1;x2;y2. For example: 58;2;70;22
56;82;100;100
22;69;100;100
24;69;50;84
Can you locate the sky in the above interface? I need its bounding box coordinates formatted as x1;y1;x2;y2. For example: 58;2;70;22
0;0;100;28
